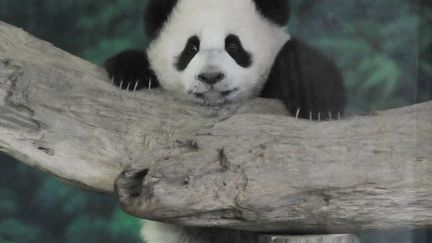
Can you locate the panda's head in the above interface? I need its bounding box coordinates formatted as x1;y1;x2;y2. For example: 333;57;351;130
146;0;290;105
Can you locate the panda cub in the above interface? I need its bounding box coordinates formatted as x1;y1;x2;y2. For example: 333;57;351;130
106;0;345;242
106;0;346;120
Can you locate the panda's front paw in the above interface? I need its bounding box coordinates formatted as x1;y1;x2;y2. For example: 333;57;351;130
105;50;159;91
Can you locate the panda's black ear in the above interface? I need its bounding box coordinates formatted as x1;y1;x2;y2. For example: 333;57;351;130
144;0;179;39
252;0;290;26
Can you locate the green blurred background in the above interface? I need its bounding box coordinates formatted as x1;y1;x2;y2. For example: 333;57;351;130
0;0;431;242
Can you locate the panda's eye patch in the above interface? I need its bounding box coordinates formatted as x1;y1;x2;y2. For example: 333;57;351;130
176;36;200;71
225;34;252;68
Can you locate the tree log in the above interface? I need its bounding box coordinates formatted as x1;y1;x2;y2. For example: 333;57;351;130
116;100;432;233
0;21;288;192
0;21;431;233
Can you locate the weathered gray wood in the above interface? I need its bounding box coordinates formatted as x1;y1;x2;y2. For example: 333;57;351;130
0;21;431;233
258;234;360;243
115;99;432;233
0;21;288;192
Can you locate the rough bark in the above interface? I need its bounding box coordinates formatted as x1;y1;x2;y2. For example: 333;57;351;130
116;100;432;233
0;21;431;233
258;234;360;243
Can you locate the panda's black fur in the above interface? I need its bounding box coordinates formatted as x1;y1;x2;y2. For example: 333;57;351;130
106;1;345;242
262;38;346;119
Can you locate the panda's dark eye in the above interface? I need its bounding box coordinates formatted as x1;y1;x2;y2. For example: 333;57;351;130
226;43;239;53
225;34;252;68
189;44;199;54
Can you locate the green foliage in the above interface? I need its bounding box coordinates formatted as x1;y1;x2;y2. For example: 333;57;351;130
0;0;148;64
109;208;142;238
0;190;17;216
0;219;43;243
65;214;141;243
0;155;143;243
289;0;430;113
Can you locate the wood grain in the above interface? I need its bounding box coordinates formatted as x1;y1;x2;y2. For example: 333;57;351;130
258;234;360;243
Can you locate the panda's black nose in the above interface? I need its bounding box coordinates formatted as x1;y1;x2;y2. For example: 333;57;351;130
198;72;225;85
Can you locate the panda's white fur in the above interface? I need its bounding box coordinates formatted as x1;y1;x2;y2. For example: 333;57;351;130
140;219;258;243
147;0;290;105
141;220;188;243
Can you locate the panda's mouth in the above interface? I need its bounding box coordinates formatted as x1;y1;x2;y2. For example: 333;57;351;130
192;88;239;104
194;89;237;98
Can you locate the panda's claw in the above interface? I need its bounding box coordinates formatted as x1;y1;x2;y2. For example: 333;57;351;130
338;112;342;120
318;112;321;122
148;78;152;90
328;111;333;121
105;50;160;92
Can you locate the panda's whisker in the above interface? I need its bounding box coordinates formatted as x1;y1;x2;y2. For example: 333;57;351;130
134;81;139;92
295;108;300;120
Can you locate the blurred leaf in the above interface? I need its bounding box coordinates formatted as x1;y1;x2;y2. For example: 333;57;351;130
65;216;112;243
420;62;432;77
109;208;142;240
0;190;17;216
65;215;142;243
358;56;401;96
0;219;42;243
36;178;87;216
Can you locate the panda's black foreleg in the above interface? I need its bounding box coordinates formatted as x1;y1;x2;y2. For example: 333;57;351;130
104;49;160;91
261;38;346;120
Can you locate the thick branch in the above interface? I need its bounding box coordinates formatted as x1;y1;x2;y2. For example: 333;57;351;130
116;101;432;233
0;21;431;233
0;21;287;192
